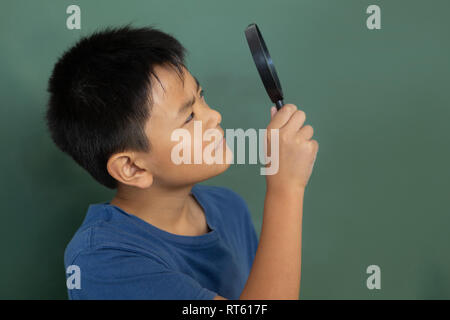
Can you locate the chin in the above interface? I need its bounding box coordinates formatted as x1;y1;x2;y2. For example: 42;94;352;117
204;160;231;180
216;160;232;174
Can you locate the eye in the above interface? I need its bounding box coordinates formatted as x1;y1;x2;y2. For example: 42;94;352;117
184;90;204;124
185;112;194;123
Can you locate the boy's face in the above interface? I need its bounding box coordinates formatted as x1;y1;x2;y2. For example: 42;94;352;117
135;64;232;188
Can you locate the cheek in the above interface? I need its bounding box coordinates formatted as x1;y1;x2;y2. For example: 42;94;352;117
160;131;197;166
148;132;181;169
162;128;230;168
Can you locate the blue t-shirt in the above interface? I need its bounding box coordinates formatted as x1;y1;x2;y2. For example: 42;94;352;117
64;184;259;300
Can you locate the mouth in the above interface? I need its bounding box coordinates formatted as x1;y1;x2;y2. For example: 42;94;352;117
214;134;224;151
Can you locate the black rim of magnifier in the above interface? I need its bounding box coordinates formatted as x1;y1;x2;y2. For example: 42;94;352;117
245;23;284;109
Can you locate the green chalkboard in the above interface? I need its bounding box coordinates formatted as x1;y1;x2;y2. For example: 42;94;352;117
1;0;449;299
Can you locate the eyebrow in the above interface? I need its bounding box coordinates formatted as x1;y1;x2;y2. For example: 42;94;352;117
177;76;201;116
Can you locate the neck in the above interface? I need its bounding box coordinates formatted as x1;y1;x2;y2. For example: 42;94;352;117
110;181;198;234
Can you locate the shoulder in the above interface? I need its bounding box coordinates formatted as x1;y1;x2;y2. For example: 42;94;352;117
64;224;173;286
64;204;171;269
194;184;258;257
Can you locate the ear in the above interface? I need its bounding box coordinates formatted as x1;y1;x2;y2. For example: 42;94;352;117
107;152;153;189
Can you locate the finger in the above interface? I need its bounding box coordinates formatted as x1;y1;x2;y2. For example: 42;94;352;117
270;106;277;118
267;104;297;130
311;140;319;163
311;139;319;153
283;109;306;133
297;124;314;140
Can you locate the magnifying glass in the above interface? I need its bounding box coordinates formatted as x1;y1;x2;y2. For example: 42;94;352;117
245;23;285;110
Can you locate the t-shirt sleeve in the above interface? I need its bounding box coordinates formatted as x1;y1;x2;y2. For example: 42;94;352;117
238;193;259;265
245;206;259;260
221;186;259;255
67;247;218;300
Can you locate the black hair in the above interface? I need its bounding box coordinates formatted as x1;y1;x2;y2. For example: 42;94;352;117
46;25;187;189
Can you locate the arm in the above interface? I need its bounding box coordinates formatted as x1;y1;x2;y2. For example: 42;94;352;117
216;104;318;300
215;187;304;300
239;186;304;299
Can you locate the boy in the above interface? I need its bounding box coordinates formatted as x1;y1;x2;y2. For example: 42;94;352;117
46;26;318;300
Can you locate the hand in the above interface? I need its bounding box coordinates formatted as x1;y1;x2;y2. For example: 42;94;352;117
265;104;319;192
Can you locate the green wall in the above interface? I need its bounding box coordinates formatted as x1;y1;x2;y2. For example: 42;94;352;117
1;0;449;299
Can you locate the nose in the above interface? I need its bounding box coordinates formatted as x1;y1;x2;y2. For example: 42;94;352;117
205;105;222;128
